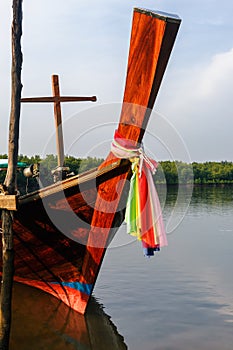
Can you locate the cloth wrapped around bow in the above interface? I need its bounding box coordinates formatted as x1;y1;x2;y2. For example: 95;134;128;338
111;130;167;257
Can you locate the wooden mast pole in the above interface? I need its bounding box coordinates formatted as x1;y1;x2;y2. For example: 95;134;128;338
51;75;65;169
0;1;23;349
21;75;97;179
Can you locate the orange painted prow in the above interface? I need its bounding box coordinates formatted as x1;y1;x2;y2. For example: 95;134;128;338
79;8;181;313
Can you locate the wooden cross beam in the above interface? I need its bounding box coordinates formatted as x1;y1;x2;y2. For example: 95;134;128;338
21;74;97;169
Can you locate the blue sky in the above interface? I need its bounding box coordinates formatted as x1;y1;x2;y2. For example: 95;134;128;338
0;0;233;162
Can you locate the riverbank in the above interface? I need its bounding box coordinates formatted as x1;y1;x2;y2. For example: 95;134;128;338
1;155;233;190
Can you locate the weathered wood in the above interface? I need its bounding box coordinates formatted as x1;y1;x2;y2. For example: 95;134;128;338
0;196;18;211
21;96;97;103
0;0;23;348
21;76;97;173
21;76;97;174
0;211;14;349
51;75;65;169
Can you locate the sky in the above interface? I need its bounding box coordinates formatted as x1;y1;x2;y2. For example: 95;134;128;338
0;0;233;162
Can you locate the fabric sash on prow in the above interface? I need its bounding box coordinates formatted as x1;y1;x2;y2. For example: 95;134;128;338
118;8;181;145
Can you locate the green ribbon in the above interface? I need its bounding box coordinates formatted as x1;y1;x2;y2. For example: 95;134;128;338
125;159;142;239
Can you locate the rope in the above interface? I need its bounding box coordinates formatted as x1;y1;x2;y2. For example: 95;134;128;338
111;137;157;177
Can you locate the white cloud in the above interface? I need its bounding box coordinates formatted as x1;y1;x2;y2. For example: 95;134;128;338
1;1;233;161
159;48;233;161
198;48;233;98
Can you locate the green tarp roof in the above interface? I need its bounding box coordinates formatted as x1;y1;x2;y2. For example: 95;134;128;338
0;159;27;169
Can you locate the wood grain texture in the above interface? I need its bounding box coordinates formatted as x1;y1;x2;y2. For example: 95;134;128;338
0;161;130;279
52;75;65;168
79;9;181;295
21;96;97;103
118;12;166;143
0;0;23;345
0;195;17;211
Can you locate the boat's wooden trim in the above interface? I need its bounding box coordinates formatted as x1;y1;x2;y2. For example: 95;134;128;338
13;277;90;314
134;7;181;23
19;159;122;205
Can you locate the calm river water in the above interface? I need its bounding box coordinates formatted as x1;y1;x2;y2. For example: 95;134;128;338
10;186;233;349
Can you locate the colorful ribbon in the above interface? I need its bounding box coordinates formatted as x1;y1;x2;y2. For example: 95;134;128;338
111;130;167;257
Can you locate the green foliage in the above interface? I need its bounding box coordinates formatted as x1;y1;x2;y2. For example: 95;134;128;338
155;161;193;184
64;155;82;174
1;154;233;194
0;154;103;194
156;161;233;185
38;155;103;185
78;157;103;173
0;171;5;184
18;154;41;164
192;161;233;184
0;154;8;159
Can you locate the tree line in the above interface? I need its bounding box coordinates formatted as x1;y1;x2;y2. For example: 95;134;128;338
155;160;233;185
0;154;104;194
1;155;233;195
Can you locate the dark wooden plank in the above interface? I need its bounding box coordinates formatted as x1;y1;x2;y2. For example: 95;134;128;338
21;96;97;103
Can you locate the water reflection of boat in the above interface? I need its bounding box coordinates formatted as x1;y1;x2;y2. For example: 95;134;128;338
10;283;127;350
1;8;181;314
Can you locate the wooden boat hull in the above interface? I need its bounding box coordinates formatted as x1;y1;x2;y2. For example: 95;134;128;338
2;160;131;314
0;8;181;314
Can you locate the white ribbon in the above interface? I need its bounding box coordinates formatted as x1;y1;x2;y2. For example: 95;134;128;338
111;139;157;177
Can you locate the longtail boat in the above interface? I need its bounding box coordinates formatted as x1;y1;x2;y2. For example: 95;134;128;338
0;8;181;314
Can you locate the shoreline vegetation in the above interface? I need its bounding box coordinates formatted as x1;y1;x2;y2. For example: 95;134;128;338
1;154;233;194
